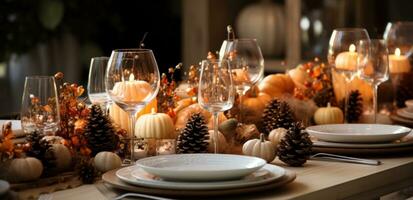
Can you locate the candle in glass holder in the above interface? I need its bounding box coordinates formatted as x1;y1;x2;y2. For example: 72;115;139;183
335;44;358;70
389;48;411;73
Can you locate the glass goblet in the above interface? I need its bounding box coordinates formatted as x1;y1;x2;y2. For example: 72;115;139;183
21;76;60;135
87;57;112;112
357;39;389;123
198;59;235;153
106;49;160;163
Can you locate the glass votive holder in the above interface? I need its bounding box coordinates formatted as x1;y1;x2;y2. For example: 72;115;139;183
156;139;176;155
133;139;148;160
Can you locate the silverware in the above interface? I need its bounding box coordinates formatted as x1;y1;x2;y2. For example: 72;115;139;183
114;193;176;200
310;153;381;165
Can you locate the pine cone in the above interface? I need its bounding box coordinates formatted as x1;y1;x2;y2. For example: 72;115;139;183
346;90;363;123
78;159;96;184
84;105;119;156
177;113;209;153
313;87;335;107
261;99;296;135
26;131;56;170
277;122;312;166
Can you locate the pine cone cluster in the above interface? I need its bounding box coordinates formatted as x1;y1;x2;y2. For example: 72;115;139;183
26;131;56;170
177;113;209;153
346;90;363;123
277;122;312;167
84;105;119;156
261;99;296;135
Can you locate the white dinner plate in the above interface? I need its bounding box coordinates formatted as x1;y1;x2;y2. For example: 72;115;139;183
306;124;411;143
135;154;266;181
116;164;285;190
397;108;413;119
0;120;25;138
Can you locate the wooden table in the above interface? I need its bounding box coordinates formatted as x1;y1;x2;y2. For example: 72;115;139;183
31;155;413;200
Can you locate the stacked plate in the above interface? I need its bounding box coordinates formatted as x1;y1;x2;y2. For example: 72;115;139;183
306;124;413;155
103;154;296;196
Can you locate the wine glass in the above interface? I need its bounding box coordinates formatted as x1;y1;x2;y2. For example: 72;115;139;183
105;49;160;163
198;59;235;153
87;57;112;112
384;22;413;108
327;28;370;122
21;76;60;135
219;39;264;123
357;39;389;123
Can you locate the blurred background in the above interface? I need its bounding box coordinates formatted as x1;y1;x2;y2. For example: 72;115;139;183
1;0;413;116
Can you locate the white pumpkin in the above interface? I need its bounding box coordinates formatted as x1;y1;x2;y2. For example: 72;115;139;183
135;109;175;139
7;157;43;182
268;128;287;149
208;130;227;153
314;103;344;125
236;1;285;56
242;133;276;163
94;151;122;173
52;144;72;171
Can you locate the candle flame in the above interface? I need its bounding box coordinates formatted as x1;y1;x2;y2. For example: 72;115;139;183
349;44;356;53
395;48;401;56
129;73;135;81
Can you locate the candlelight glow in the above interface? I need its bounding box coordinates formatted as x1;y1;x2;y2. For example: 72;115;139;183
395;48;401;56
129;73;135;81
349;44;356;53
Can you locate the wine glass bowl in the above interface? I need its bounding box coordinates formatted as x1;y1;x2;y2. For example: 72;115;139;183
20;76;60;134
198;59;235;153
88;57;111;110
219;39;264;122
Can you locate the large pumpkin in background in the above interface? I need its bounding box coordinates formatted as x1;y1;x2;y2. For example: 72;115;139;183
236;1;285;56
175;102;227;130
258;74;295;98
241;86;272;124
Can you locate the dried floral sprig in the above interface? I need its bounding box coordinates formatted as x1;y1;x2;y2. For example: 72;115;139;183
157;63;182;117
0;121;23;161
293;58;336;107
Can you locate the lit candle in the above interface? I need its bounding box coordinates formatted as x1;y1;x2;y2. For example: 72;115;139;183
335;44;358;70
389;48;411;73
109;74;156;131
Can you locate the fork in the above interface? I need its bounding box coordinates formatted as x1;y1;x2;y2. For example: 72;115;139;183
114;193;176;200
310;153;381;165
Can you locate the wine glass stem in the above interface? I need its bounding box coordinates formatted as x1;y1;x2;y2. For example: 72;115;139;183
373;84;379;124
213;112;219;154
128;113;137;163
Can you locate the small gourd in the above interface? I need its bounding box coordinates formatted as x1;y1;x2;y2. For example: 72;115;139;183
7;157;43;182
218;118;238;139
135;109;175;139
94;151;122;172
208;130;227;153
268;128;287;149
314;103;344;125
242;133;276;163
52;144;72;171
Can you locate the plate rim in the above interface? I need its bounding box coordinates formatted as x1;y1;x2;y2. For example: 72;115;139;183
116;164;286;190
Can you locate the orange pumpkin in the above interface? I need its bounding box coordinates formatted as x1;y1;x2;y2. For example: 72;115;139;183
240;86;272;124
258;74;295;98
175;103;227;130
288;65;310;89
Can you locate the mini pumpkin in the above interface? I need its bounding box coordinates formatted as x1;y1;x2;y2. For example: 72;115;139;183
218;118;238;139
258;74;295;98
314;103;344;125
7;157;43;182
268;128;287;149
208;130;227;153
52;144;72;171
94;151;122;172
242;133;276;163
241;86;272;124
135;109;175;139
